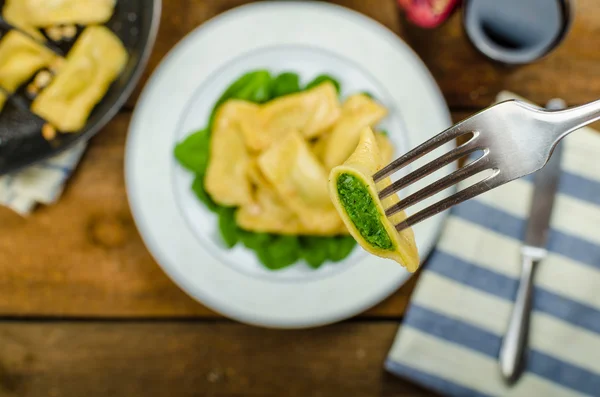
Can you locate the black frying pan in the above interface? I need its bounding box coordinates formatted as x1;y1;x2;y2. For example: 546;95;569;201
0;0;161;175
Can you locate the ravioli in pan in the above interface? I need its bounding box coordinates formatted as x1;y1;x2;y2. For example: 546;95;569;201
3;0;116;30
31;26;128;132
2;0;45;40
1;0;126;139
0;30;59;111
329;127;420;272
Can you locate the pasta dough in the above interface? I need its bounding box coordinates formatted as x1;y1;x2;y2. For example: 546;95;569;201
237;161;305;235
240;82;340;152
323;94;387;169
201;83;392;242
328;127;419;272
0;30;58;111
237;160;349;236
31;26;127;132
4;0;116;28
258;130;343;234
375;132;394;164
205;100;254;207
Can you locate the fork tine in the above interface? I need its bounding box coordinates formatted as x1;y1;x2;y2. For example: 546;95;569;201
373;127;470;182
378;139;482;200
385;155;491;217
394;171;502;232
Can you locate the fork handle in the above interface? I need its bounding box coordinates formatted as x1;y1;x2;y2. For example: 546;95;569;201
499;249;540;384
544;98;600;141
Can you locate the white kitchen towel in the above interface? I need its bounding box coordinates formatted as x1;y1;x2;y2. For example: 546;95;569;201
386;92;600;397
0;142;86;215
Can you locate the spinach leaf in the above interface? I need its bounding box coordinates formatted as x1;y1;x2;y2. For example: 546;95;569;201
208;70;274;128
218;207;239;248
257;235;300;270
234;72;273;103
328;236;357;262
191;174;218;213
174;128;211;173
360;91;375;99
218;70;272;102
272;72;301;98
176;69;357;271
305;74;341;93
239;230;272;250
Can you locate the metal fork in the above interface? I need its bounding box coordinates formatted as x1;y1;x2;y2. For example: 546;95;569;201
374;98;600;231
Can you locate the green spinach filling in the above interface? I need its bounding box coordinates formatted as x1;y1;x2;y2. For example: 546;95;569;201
337;173;393;251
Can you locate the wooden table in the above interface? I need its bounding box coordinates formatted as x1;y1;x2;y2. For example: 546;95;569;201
1;1;599;395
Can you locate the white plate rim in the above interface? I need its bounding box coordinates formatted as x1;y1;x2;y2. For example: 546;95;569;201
125;1;454;328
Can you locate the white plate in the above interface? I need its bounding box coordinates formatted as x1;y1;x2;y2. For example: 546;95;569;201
126;1;453;328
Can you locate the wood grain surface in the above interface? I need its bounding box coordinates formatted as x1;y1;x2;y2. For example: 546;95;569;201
0;321;436;397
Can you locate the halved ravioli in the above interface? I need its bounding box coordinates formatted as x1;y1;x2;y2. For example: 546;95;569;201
257;130;343;234
237;189;349;235
240;82;340;151
10;0;116;26
328;128;419;272
31;26;127;132
205;101;253;207
323;94;387;169
0;30;58;111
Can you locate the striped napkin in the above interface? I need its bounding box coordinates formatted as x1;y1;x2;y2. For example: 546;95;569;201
386;92;600;397
0;142;86;215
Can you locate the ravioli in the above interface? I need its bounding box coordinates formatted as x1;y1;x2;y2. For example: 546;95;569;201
240;82;341;152
5;0;116;27
0;30;58;111
2;0;45;40
31;26;127;132
237;189;306;235
323;94;387;169
328;128;419;272
238;160;348;236
311;132;330;162
237;161;305;234
205;101;254;207
258;130;343;234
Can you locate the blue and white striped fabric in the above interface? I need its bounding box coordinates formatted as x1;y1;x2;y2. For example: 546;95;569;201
386;92;600;397
0;142;86;215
